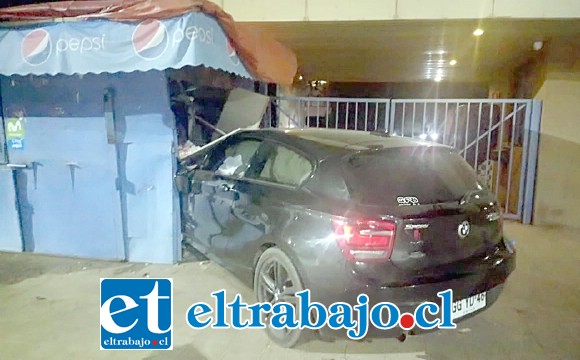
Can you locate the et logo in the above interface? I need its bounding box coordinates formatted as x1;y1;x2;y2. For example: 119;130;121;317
100;278;173;350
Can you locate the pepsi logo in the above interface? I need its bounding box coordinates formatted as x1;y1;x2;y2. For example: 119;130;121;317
21;29;52;66
226;37;240;66
132;19;168;60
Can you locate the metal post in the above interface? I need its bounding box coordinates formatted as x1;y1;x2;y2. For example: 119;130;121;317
266;97;272;128
474;102;483;171
275;97;281;129
336;101;339;129
421;102;427;138
326;101;330;128
389;101;396;134
494;104;506;206
298;100;304;128
275;85;280;124
412;102;416;138
517;101;532;218
345;102;349;130
384;102;389;133
453;102;460;148
375;101;379;131
316;100;320;128
463;103;471;160
443;102;449;144
307;99;311;127
505;102;518;215
364;102;369;131
401;103;406;136
195;116;226;136
522;100;542;225
355;102;359;130
104;88;128;261
485;102;495;187
433;102;438;138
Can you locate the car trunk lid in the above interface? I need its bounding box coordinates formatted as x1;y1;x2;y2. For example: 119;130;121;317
340;145;503;271
389;194;503;271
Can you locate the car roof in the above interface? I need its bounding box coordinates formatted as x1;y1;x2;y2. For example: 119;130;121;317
237;128;450;159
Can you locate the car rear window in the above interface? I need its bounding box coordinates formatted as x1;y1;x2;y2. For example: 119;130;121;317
342;146;481;206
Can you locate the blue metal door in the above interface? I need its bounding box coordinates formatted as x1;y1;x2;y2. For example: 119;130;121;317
0;164;23;252
1;71;178;263
5;115;125;259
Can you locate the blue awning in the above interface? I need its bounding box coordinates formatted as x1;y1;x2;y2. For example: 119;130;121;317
0;12;254;79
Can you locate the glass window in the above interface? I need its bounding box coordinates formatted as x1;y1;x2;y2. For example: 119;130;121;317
210;139;262;177
258;145;313;186
342;146;482;205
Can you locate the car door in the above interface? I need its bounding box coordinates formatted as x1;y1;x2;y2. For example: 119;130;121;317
221;140;315;278
186;135;263;262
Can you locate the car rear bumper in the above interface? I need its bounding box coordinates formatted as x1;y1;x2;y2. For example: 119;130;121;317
316;244;516;340
372;246;515;307
318;283;506;340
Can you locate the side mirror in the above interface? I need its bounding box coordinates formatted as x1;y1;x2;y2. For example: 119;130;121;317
175;174;190;193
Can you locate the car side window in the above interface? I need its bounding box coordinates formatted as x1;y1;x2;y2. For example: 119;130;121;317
258;144;313;186
210;139;262;177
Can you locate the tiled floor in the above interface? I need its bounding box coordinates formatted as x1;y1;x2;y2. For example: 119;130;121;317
0;222;578;359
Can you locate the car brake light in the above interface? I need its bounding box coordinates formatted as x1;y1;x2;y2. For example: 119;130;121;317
332;218;396;261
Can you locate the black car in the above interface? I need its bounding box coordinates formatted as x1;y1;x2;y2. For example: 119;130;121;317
176;128;516;347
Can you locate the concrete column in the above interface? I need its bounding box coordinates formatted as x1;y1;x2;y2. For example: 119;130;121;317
533;73;580;229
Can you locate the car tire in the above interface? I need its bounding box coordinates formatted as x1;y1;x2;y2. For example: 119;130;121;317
254;247;307;348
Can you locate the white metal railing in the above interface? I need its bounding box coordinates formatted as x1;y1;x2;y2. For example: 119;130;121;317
271;96;390;131
389;99;532;220
270;96;541;223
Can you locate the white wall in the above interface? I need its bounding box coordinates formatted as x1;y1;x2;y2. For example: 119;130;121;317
533;75;580;229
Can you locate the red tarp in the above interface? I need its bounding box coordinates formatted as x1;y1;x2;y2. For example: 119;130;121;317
0;0;297;85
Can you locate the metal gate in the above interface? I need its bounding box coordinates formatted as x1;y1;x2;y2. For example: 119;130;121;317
273;97;541;223
273;96;390;131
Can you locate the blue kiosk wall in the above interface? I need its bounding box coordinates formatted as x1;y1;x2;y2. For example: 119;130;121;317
0;70;180;264
0;167;22;252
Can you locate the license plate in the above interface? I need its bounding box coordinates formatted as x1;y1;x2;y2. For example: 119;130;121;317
451;292;487;320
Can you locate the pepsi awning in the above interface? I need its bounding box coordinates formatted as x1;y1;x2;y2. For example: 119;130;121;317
0;0;297;84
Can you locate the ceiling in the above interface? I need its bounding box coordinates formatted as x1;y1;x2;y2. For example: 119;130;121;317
248;19;580;83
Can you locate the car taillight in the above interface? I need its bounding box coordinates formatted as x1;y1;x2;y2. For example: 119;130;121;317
332;218;396;261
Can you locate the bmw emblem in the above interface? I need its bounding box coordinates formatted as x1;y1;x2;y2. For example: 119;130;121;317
458;221;471;238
